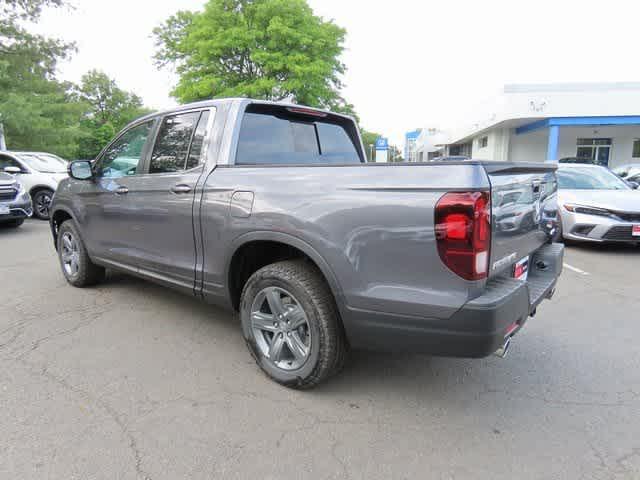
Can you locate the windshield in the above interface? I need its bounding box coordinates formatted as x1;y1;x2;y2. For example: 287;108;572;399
558;167;630;190
17;153;67;173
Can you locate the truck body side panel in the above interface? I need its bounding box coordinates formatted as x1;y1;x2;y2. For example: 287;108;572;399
199;163;491;327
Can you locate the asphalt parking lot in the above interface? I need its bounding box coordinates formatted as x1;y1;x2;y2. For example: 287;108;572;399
1;220;639;480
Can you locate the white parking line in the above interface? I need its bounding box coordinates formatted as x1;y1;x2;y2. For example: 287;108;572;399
563;263;590;275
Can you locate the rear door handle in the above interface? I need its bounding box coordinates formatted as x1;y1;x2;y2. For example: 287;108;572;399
171;184;192;194
115;185;129;195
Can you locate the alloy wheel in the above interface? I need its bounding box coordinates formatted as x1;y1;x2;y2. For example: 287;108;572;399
250;286;311;371
61;231;80;277
35;191;52;219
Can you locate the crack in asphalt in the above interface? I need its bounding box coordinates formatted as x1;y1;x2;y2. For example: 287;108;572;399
15;359;153;480
479;385;638;409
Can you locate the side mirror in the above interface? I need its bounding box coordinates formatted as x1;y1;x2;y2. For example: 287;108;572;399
4;166;21;174
68;160;93;180
619;171;628;178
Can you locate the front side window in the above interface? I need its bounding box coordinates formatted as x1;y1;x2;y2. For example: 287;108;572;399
150;112;200;174
235;108;361;165
632;139;640;158
0;154;23;172
99;121;154;178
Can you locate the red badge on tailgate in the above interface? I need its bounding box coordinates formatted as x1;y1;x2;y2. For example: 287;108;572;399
513;257;529;281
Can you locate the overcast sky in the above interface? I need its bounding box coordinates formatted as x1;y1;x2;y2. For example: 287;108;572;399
37;0;640;147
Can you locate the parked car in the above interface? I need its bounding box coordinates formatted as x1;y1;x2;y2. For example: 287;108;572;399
435;155;471;162
0;151;68;220
49;99;564;388
0;171;32;227
556;164;640;243
559;156;598;165
612;163;640;185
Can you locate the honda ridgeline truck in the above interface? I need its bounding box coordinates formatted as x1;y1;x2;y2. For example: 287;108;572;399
49;99;563;388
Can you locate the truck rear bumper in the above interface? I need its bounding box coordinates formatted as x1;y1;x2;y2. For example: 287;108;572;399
343;243;564;357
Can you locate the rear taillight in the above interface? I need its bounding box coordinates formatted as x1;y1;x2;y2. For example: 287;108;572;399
435;191;491;281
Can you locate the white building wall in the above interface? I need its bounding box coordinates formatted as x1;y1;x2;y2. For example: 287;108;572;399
442;83;640;167
470;128;511;161
509;129;547;162
505;125;640;167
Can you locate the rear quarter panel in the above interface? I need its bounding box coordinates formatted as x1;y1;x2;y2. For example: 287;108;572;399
200;163;491;322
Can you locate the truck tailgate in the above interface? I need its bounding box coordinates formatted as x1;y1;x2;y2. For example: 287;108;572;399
484;162;558;278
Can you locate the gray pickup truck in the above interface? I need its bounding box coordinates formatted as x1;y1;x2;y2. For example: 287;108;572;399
50;99;563;388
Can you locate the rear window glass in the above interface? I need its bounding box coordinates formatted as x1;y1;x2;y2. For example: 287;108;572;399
235;110;361;165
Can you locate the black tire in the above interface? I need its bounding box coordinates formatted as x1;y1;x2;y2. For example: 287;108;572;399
240;260;348;389
3;218;24;228
32;188;54;220
56;220;105;287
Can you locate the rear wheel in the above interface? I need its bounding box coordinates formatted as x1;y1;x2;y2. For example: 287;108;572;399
33;189;54;220
240;260;348;389
57;220;105;287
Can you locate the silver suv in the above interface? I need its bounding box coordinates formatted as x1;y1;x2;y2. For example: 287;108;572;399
0;171;32;227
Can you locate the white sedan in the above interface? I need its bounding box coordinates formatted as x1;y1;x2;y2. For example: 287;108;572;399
557;164;640;243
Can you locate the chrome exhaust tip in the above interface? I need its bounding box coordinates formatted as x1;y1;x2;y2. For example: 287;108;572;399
494;336;511;359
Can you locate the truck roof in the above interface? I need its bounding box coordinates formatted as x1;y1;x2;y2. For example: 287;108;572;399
134;98;356;125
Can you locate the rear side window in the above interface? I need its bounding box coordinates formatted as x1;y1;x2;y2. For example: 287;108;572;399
186;111;210;170
150;112;200;174
235;108;362;165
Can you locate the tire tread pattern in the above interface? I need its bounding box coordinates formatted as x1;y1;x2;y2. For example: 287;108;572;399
241;259;348;389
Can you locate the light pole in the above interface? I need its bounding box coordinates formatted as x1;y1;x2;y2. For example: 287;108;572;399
0;114;6;151
369;144;374;162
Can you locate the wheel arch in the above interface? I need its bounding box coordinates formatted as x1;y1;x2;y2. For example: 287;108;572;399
29;184;54;197
225;231;345;313
50;206;76;249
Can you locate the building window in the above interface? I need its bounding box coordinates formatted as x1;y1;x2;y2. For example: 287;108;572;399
478;136;488;148
633;140;640;158
576;138;612;166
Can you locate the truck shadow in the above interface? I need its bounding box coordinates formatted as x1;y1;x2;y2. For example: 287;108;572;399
92;270;626;419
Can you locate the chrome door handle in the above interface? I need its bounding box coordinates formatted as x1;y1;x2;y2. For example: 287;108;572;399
115;185;129;195
171;184;192;194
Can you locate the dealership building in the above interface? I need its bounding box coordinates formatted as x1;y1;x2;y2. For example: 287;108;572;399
415;82;640;168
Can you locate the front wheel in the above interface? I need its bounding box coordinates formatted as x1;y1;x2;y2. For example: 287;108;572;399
240;260;348;389
32;189;54;220
56;220;105;287
2;218;24;228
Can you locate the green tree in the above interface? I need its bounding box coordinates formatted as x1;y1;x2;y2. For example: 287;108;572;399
0;0;82;157
388;145;403;162
76;70;150;159
154;0;354;114
360;129;382;162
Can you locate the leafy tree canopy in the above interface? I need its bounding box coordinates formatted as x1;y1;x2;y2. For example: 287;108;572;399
0;0;81;157
154;0;355;115
360;129;382;162
76;70;151;159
